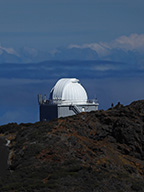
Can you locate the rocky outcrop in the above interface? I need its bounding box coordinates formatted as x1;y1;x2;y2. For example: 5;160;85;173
0;100;144;191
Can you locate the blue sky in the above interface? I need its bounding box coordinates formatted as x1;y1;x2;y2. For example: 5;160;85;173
0;0;144;50
0;0;144;125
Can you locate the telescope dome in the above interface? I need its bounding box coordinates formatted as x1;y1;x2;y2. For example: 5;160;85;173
49;78;88;104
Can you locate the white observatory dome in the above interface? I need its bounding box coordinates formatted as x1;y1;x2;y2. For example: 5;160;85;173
49;78;88;104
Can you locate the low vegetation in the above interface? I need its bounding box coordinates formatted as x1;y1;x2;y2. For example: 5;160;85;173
0;100;144;191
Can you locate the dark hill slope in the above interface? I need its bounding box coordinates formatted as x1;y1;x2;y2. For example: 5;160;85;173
0;100;144;191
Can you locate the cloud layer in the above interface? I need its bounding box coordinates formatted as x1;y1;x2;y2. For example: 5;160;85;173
69;33;144;57
0;33;144;64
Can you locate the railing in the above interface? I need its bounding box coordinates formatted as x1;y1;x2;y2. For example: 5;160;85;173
87;99;99;104
38;95;99;106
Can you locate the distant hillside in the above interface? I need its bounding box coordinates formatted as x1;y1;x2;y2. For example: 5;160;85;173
0;100;144;191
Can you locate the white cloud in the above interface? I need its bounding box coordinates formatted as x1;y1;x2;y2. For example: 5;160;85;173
110;33;144;52
69;42;110;57
0;44;19;56
68;33;144;57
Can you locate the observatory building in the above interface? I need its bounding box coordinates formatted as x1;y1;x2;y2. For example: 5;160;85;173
38;78;99;121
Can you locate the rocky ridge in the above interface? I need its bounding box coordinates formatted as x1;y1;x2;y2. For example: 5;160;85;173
0;100;144;191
